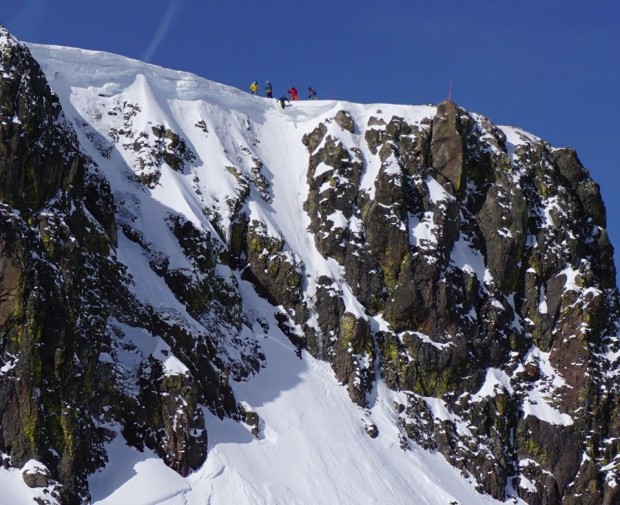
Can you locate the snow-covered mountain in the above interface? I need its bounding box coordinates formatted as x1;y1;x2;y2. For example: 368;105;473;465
1;25;619;504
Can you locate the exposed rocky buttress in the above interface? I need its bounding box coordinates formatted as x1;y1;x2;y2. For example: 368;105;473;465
0;27;243;504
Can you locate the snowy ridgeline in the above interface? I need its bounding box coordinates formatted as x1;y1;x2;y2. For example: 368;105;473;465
3;38;615;505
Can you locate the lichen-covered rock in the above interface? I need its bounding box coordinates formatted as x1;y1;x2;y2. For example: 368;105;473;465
0;29;122;503
0;164;116;505
244;220;303;308
136;363;207;476
331;313;374;406
431;101;466;195
294;100;620;503
304;134;363;263
0;27;78;216
0;27;247;504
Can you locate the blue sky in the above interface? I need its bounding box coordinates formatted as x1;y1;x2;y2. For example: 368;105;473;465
4;1;620;274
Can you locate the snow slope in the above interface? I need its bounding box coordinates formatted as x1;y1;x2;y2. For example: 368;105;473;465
16;43;527;504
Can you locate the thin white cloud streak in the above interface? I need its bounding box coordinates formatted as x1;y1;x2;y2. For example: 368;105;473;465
142;0;182;63
10;0;49;39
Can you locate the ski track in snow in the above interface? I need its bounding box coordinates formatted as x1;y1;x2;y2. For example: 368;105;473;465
9;43;529;505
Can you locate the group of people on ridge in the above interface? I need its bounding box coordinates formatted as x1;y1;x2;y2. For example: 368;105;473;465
249;80;318;109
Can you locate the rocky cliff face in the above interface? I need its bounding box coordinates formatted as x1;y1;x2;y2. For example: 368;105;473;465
1;25;620;504
335;102;619;503
287;101;620;504
0;28;248;504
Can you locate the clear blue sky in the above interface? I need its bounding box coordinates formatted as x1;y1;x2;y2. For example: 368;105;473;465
4;1;620;275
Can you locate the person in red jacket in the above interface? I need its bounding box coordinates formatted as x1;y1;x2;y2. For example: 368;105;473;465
288;86;298;100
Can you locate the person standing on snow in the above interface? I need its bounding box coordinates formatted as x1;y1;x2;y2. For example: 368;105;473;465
250;81;259;95
265;80;273;98
278;96;291;109
307;87;317;100
288;86;298;100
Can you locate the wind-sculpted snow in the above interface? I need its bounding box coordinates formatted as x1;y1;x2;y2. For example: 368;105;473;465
0;30;617;504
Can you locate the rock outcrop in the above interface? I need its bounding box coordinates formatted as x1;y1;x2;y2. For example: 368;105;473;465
0;27;245;504
285;102;620;504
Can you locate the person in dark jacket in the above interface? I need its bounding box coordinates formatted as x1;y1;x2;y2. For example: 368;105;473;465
278;96;291;109
307;87;317;100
